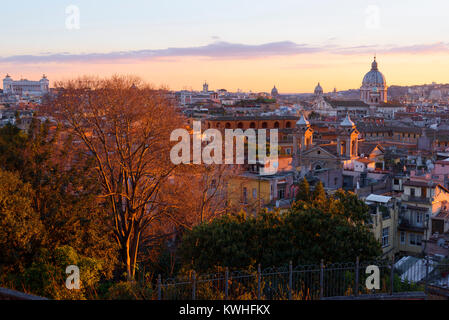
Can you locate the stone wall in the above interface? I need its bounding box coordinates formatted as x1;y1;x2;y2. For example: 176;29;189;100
0;287;47;300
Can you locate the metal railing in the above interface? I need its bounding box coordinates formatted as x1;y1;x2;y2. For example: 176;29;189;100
153;256;449;300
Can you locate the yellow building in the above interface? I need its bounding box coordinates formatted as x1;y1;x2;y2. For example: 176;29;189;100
227;170;295;215
365;194;399;258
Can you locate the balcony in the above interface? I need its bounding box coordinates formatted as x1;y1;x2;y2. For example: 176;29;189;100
398;216;426;232
401;194;432;204
369;205;391;220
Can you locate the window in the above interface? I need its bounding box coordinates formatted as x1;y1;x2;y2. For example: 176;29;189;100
410;188;415;197
382;227;389;247
243;187;247;204
252;188;257;199
409;233;416;245
278;186;286;199
416;212;423;224
285;148;291;155
409;233;422;246
380;206;390;220
400;231;406;244
416;234;423;246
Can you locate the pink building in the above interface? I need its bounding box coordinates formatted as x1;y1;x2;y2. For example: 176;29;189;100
410;159;449;189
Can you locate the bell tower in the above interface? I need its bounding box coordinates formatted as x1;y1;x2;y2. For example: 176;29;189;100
293;114;313;171
295;114;313;151
337;113;358;159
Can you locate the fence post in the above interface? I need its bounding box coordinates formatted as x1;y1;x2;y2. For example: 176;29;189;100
192;271;196;300
425;256;429;296
355;257;359;297
320;259;324;300
225;267;229;300
390;255;395;296
289;261;293;300
257;264;261;300
157;274;162;300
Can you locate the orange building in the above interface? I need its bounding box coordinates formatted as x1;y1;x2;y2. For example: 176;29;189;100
204;115;299;156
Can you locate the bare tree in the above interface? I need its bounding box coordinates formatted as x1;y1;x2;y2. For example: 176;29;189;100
138;163;236;276
44;75;185;280
161;164;233;227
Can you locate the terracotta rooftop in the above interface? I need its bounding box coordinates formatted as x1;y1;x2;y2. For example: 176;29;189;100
435;211;449;219
403;180;438;188
323;97;369;108
355;158;375;164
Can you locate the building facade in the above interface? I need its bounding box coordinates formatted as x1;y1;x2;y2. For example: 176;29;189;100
3;74;49;96
365;194;399;258
399;181;449;255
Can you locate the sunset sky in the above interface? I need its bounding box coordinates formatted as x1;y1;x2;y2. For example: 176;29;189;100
1;0;449;93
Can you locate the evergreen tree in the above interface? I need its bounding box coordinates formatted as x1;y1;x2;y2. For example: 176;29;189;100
296;177;310;202
179;190;382;272
312;181;326;203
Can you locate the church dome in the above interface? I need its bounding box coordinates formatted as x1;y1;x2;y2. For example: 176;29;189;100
362;57;386;86
271;85;279;96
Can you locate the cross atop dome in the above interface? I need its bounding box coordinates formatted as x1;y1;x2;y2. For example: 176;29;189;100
371;55;378;71
314;82;323;96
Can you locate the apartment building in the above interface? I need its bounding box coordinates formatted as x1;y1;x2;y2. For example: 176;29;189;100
365;194;399;258
398;180;449;255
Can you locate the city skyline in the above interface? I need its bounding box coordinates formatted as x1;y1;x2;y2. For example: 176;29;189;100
1;0;449;92
2;1;449;304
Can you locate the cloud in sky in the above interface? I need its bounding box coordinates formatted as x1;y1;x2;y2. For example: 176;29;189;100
0;41;448;64
332;42;449;55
